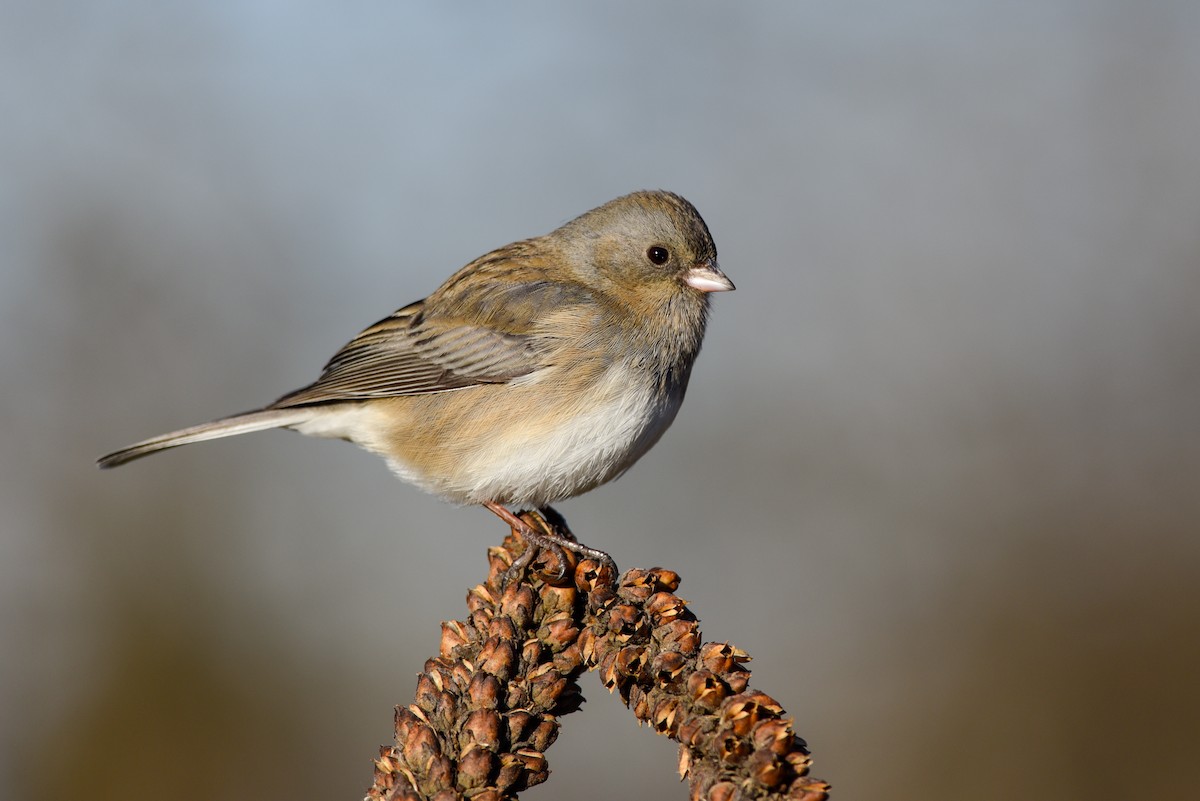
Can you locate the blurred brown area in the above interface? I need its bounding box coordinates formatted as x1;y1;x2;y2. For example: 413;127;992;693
2;3;1198;801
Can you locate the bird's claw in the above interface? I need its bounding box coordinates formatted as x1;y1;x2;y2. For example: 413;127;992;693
500;507;615;586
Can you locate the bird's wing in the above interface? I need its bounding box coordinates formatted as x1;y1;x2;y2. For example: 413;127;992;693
270;270;591;407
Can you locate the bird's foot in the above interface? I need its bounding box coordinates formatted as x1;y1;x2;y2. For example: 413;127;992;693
483;503;617;584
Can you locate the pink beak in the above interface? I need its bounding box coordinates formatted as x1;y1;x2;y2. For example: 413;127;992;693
684;261;735;293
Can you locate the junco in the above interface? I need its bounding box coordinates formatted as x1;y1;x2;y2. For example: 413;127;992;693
99;190;733;574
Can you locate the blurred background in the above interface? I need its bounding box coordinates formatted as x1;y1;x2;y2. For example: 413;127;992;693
3;2;1199;799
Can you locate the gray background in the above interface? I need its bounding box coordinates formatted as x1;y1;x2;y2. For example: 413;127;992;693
4;2;1199;800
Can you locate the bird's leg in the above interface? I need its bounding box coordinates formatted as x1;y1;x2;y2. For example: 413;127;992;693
482;502;618;583
483;501;570;582
534;506;617;573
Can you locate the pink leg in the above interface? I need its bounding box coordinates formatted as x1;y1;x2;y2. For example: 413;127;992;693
482;501;615;581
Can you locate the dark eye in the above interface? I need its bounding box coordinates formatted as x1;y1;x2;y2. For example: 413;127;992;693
646;245;670;265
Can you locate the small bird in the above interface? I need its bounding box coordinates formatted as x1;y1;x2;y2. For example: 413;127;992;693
99;190;733;574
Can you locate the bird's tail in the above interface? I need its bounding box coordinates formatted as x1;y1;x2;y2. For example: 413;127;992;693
97;408;314;469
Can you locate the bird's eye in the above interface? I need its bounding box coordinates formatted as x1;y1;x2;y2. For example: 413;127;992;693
646;245;670;265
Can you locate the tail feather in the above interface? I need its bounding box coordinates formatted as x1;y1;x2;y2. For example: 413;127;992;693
97;409;313;469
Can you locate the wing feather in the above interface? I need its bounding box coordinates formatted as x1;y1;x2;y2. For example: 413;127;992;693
271;273;591;408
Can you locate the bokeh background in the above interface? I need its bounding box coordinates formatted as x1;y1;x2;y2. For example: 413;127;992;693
3;2;1199;800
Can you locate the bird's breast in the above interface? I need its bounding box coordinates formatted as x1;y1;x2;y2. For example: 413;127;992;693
383;360;685;507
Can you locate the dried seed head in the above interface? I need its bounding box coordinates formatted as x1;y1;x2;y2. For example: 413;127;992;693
700;642;751;675
399;717;441;769
531;546;570;581
393;707;416;739
439;620;469;656
785;750;814;773
513;748;549;786
487;544;514;577
726;671;750;693
621;567;651;585
431;688;458;730
576;558;616;592
374;748;398;775
721;695;775;738
646;567;682;592
527;716;559;752
494;753;526;791
554;640;584;673
630;684;651;719
752;719;793;755
539;580;578;615
687;670;730;711
651;697;681;734
529;667;568;708
789;777;834;801
505;710;535;744
468;584;497;613
370;522;828;801
406;703;430;725
746;691;784;716
707;780;737;801
461;709;503;751
449;660;474;693
615;645;648;681
467;671;502;710
422;753;454;794
456;745;496;791
598;650;619;690
541;613;581;651
676;717;709;749
487;614;518;641
717;733;751;764
521;637;545;666
477;637;517;680
652;650;688;686
468;607;494;633
471;789;506;801
749;748;784;787
659;618;702;655
607;603;642;639
499;583;536;627
645;591;686;622
414;673;440;713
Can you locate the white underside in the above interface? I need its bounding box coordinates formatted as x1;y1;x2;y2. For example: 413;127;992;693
290;405;388;440
442;368;681;506
291;364;683;507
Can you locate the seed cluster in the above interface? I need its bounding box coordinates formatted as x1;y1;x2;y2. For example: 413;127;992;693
365;516;829;801
582;566;829;801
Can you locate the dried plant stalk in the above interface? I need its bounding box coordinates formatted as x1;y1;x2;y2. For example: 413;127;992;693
365;511;829;801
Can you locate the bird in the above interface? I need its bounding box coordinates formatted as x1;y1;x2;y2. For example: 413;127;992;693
98;190;734;577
